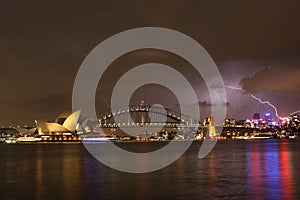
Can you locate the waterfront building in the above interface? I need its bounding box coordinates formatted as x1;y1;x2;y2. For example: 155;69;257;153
224;118;236;127
35;110;81;135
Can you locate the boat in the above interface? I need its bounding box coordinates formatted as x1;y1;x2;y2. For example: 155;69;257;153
16;136;42;142
235;136;250;140
288;134;297;139
4;138;17;144
81;136;118;143
248;132;273;139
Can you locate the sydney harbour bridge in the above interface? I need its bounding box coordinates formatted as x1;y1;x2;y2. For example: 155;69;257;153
98;105;200;128
85;104;217;139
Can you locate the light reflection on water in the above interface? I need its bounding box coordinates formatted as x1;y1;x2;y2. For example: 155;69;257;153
246;140;296;199
0;140;300;199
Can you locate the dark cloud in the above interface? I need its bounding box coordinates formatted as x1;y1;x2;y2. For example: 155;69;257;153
240;64;300;97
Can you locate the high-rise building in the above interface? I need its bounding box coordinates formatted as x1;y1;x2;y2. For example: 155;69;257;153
265;113;271;121
252;113;260;120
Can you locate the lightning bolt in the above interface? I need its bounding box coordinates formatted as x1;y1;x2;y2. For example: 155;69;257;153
225;85;300;119
225;85;280;119
250;94;280;119
289;110;300;116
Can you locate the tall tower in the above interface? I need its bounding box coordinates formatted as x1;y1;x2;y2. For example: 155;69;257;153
208;117;216;138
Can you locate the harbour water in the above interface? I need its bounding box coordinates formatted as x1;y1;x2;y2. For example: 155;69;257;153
1;139;300;199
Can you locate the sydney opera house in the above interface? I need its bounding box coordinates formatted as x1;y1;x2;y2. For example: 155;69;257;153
35;110;81;135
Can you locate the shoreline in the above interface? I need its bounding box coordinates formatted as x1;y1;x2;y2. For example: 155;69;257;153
1;137;299;144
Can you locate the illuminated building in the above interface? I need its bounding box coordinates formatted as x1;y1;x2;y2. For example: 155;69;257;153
290;114;300;129
224;118;236;127
252;113;260;120
35;110;81;135
264;113;272;123
264;113;277;127
279;117;290;128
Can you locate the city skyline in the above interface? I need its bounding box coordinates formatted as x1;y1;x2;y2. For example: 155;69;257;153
1;0;300;126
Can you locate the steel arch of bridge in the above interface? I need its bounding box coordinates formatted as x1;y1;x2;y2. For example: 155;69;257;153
97;105;201;129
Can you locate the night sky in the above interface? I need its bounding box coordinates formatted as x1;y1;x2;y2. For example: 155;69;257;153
1;0;300;126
